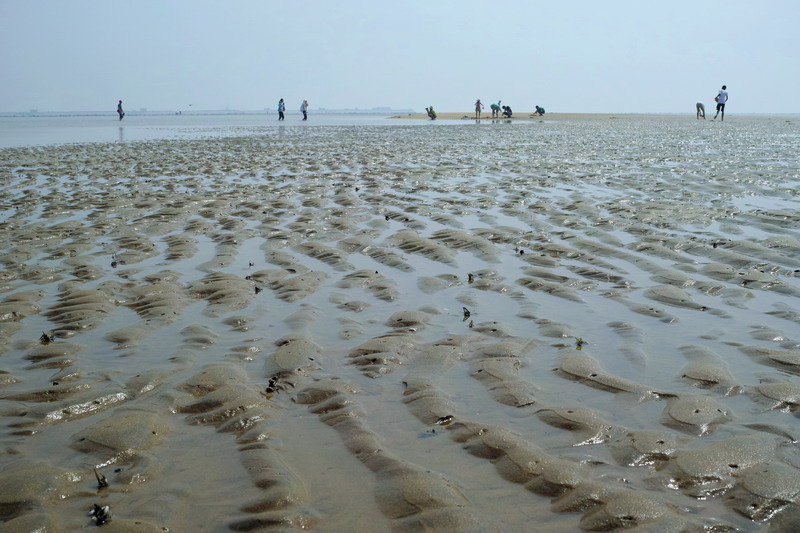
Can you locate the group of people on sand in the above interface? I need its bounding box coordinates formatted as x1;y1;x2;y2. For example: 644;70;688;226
696;85;729;121
477;99;505;118
472;86;728;123
474;99;543;119
276;98;309;121
479;99;512;118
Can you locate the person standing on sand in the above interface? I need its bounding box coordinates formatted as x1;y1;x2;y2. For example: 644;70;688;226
117;100;124;120
300;99;309;120
278;98;285;121
475;99;484;119
696;102;705;119
490;100;501;118
713;85;728;121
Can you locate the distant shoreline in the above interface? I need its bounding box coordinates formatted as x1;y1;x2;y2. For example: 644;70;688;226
2;111;600;120
2;111;796;119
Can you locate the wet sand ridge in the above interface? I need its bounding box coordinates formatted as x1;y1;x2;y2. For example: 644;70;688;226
1;115;800;531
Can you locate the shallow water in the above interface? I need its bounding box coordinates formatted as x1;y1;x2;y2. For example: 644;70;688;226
0;114;432;148
1;115;800;531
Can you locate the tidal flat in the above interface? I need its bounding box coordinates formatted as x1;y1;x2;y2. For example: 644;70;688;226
1;115;800;531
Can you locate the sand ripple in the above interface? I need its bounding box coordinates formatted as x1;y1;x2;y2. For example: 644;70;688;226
1;115;799;530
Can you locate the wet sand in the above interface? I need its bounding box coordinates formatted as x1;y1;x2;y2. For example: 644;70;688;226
1;114;800;531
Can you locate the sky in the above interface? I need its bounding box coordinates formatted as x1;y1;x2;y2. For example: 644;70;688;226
1;0;798;114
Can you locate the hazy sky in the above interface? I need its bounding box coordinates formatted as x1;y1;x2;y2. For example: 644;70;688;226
1;0;798;113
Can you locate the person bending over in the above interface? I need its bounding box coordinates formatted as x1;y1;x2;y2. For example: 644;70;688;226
696;102;705;119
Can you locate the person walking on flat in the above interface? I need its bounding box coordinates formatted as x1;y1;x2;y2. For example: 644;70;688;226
696;102;705;119
713;85;728;121
278;98;285;121
475;99;484;119
117;100;124;120
300;99;309;120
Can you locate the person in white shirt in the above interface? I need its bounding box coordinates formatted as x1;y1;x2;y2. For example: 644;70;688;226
300;99;309;121
713;85;728;121
696;102;705;119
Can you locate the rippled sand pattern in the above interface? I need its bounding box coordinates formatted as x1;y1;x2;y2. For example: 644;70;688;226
1;115;800;531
